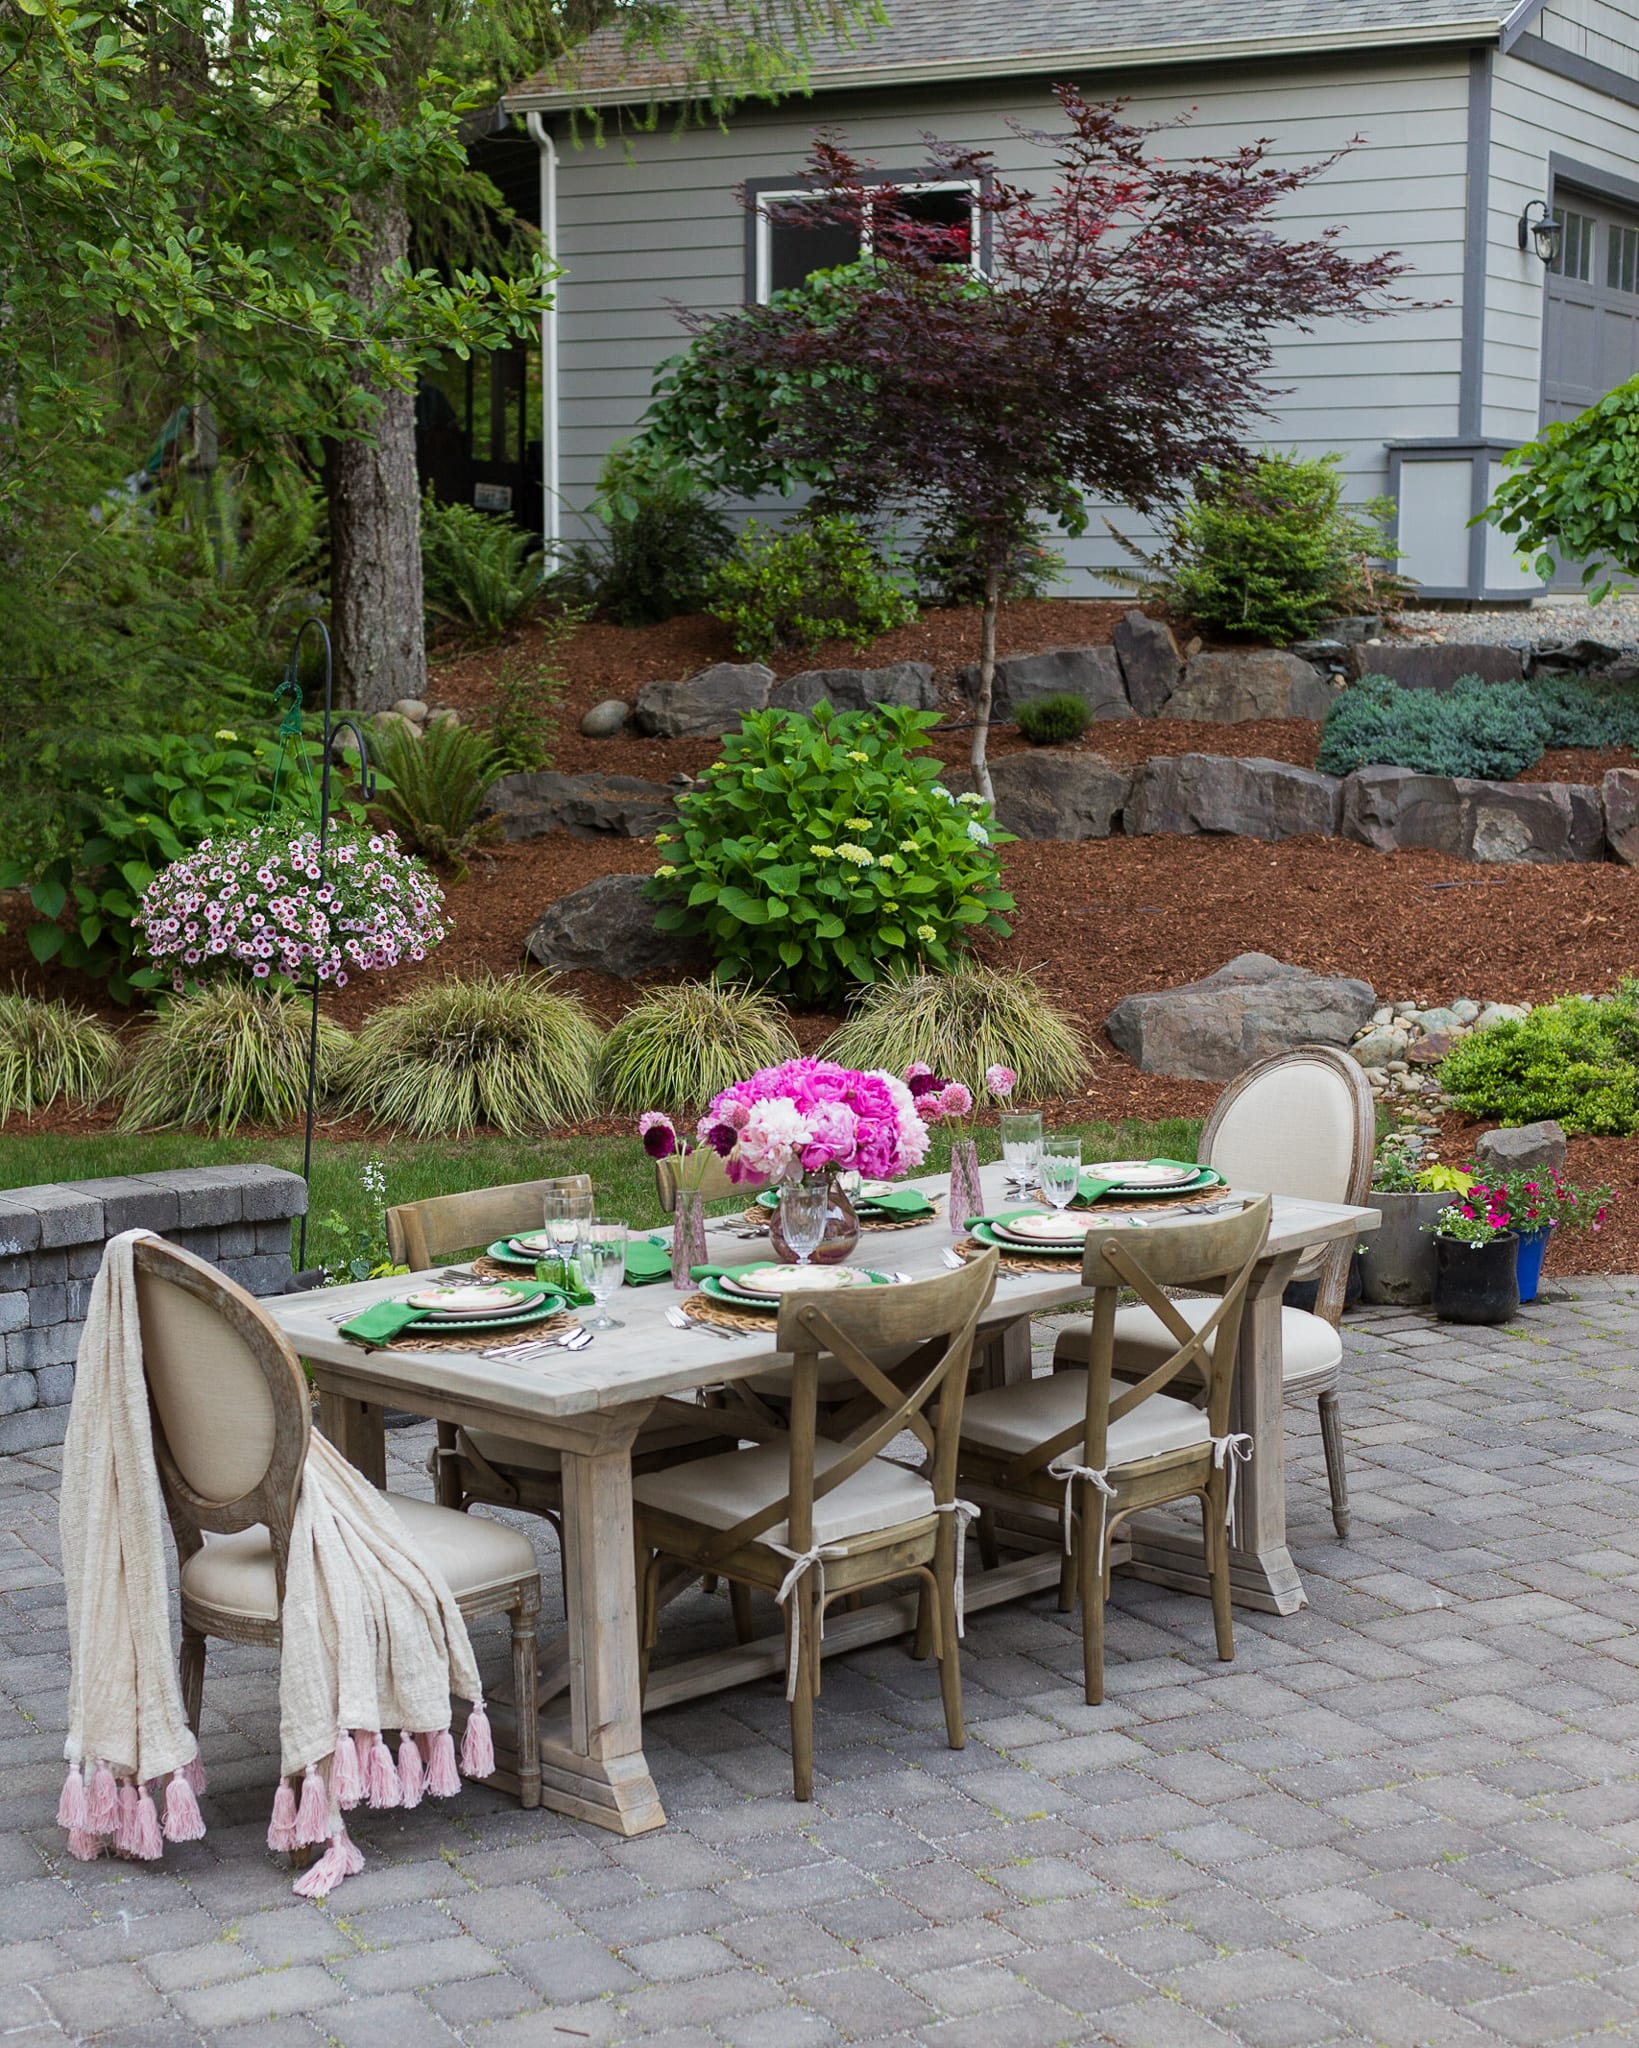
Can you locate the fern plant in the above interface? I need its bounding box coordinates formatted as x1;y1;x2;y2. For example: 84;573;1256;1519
368;718;506;878
421;490;543;640
821;962;1088;1099
0;995;122;1123
118;983;351;1134
337;974;602;1137
598;983;799;1116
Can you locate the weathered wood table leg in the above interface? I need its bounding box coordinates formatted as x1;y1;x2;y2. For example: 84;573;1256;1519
316;1387;387;1488
534;1406;667;1836
1125;1249;1307;1615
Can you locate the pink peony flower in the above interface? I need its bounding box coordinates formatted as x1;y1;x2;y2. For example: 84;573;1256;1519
937;1082;973;1120
638;1111;677;1160
985;1065;1016;1098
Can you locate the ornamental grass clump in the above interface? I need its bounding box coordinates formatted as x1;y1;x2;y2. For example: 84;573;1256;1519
647;703;1015;1006
820;961;1088;1101
134;822;446;993
337;974;602;1138
0;995;122;1123
118;982;351;1134
598;984;799;1116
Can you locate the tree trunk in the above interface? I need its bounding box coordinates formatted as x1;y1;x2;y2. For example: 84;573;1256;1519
969;561;1001;806
328;187;426;714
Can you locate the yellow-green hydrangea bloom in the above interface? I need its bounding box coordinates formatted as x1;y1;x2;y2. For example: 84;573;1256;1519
836;844;874;866
654;864;678;879
846;817;871;831
917;925;937;942
810;843;835;858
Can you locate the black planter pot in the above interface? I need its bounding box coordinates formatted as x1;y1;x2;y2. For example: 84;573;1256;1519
1432;1232;1520;1326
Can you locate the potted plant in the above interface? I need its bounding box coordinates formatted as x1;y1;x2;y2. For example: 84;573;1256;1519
1430;1184;1519;1325
1358;1135;1467;1306
1492;1168;1612;1304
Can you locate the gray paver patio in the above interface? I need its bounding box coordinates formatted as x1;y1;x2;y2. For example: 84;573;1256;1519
7;1280;1639;2044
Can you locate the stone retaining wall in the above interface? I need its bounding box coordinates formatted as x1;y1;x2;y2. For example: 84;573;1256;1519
0;1165;306;1454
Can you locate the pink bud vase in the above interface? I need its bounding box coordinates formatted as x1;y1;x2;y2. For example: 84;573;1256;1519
949;1139;983;1236
672;1188;708;1288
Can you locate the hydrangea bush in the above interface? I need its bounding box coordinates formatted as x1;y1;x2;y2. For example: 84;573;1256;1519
135;822;446;992
647;704;1015;1005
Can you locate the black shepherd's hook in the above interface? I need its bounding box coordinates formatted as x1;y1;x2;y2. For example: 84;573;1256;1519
283;618;375;1272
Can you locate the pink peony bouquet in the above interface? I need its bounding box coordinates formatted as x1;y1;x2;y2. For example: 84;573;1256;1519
694;1058;933;1186
135;823;446;993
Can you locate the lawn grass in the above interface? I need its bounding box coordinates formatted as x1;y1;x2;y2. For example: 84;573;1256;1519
0;1115;1202;1266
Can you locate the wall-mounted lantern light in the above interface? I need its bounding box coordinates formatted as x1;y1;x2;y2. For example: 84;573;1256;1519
1518;199;1563;266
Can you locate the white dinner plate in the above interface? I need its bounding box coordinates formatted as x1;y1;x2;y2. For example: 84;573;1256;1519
405;1285;543;1317
1087;1160;1199;1188
718;1264;875;1300
993;1211;1100;1244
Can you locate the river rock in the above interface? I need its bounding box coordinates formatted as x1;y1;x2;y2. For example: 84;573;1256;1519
1105;953;1378;1082
1604;767;1639;864
769;663;936;713
579;698;630;738
1347;643;1524;691
1124;754;1342;841
1349;1026;1406;1067
958;646;1132;721
1340;767;1605;863
1474;1120;1569;1175
491;771;677;841
525;874;704;980
391;697;430;724
986;751;1132;840
1113;610;1181;716
632;663;774;738
1164;650;1336;723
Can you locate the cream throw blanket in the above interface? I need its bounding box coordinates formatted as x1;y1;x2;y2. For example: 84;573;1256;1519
59;1231;493;1896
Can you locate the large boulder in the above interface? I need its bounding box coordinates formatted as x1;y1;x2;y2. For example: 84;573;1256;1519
1604;767;1639;864
1475;1121;1569;1176
987;751;1132;841
1347;643;1524;690
769;663;936;713
1105;953;1377;1082
1113;610;1181;716
632;663;774;738
524;874;704;980
1125;755;1342;842
491;772;678;842
1164;650;1336;723
958;646;1133;721
1340;766;1605;864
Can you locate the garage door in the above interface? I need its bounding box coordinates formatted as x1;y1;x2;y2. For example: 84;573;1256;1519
1543;192;1639;423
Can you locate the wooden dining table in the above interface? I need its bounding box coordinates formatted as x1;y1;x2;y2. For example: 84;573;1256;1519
268;1166;1377;1837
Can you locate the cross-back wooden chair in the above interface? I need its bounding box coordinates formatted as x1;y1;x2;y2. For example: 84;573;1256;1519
385;1180;734;1533
1055;1045;1372;1539
961;1200;1271;1705
632;1251;999;1801
131;1236;542;1807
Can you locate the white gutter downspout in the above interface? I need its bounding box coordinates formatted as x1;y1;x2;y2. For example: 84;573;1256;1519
525;110;560;549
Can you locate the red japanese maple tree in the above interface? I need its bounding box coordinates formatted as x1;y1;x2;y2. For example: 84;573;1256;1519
645;87;1408;798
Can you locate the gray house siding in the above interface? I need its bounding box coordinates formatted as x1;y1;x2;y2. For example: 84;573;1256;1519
551;51;1469;594
1536;0;1639;79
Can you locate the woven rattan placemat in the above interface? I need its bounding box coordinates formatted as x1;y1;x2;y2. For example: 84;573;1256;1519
680;1290;778;1334
371;1307;581;1354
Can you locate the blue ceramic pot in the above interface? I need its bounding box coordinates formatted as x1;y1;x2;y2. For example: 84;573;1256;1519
1515;1223;1554;1305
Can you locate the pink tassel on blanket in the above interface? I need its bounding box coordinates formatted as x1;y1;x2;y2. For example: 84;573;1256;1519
131;1786;164;1860
67;1828;103;1862
184;1756;207;1796
330;1728;363;1808
294;1764;330;1848
397;1731;424;1810
366;1735;400;1809
460;1702;495;1781
290;1826;364;1900
86;1762;118;1836
425;1729;460;1798
57;1764;87;1833
163;1770;206;1844
267;1778;299;1852
115;1780;139;1854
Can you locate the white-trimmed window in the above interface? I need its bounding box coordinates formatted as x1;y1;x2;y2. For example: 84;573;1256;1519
751;179;982;303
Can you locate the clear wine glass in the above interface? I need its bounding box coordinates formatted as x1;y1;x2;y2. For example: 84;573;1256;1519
1000;1111;1044;1195
580;1221;628;1330
1039;1137;1083;1214
779;1181;829;1268
541;1187;594;1291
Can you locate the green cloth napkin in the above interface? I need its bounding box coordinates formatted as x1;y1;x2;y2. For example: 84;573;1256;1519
341;1280;560;1347
624;1238;674;1286
857;1189;936;1218
688;1263;732;1284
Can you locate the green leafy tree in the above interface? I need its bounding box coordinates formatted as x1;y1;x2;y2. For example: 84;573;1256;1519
1485;375;1639;599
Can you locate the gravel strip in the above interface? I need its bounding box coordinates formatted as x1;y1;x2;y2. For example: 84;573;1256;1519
1395;595;1639;647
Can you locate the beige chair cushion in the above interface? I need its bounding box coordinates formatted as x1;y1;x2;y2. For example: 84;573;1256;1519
961;1370;1210;1465
632;1439;934;1547
1055;1301;1342;1393
181;1493;537;1622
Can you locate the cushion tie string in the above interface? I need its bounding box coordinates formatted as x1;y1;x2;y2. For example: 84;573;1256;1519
1047;1459;1118;1574
770;1542;849;1700
1211;1433;1255;1546
931;1499;981;1636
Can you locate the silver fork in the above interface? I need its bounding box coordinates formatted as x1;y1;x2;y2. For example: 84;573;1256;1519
665;1305;753;1341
